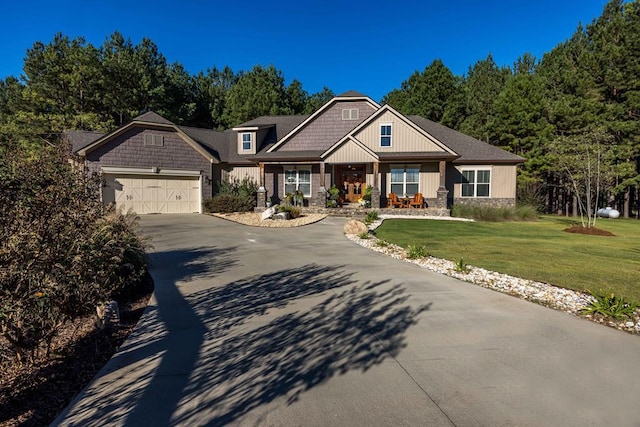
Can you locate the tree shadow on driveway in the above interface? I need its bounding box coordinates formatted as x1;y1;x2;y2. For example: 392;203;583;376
55;246;430;426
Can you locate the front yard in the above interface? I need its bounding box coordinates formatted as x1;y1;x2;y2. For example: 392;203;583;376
374;216;640;302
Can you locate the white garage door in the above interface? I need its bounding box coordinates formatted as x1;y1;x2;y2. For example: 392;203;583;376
103;174;201;214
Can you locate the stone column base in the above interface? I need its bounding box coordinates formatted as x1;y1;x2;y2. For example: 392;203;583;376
257;187;267;208
436;188;449;209
371;187;381;209
313;187;327;207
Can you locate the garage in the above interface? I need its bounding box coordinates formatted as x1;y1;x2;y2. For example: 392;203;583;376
102;168;202;214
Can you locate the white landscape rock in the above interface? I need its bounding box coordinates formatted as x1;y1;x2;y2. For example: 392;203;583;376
261;206;277;220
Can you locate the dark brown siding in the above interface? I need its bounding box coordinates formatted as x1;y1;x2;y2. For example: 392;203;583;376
86;127;213;198
279;101;376;152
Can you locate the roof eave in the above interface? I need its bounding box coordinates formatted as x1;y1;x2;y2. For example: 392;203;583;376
452;158;525;164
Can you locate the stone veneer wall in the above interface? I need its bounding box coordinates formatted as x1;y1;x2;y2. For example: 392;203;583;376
453;198;516;208
256;206;451;217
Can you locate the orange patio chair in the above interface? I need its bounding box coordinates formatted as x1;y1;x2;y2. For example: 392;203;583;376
387;193;403;208
409;193;424;208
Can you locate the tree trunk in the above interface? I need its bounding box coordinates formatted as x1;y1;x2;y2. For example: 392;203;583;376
623;187;630;219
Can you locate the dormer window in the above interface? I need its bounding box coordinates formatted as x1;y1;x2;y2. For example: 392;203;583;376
241;133;252;151
342;108;359;120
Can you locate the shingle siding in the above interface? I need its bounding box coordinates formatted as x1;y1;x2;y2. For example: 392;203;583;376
86;127;213;198
279;101;376;152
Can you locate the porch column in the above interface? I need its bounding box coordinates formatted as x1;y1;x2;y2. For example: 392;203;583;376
436;160;449;210
371;162;381;208
315;162;327;207
257;162;267;208
259;162;265;187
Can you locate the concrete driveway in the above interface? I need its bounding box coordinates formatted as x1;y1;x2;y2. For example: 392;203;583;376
53;214;640;426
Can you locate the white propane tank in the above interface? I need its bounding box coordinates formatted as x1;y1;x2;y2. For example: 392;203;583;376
597;207;620;218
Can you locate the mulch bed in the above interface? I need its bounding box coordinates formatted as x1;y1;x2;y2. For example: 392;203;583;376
0;274;154;427
563;225;615;236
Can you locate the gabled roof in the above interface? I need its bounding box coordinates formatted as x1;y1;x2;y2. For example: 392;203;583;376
408;116;525;164
266;91;380;153
133;111;174;125
320;104;457;160
66;94;525;168
65;130;105;153
337;90;367;97
75;112;218;163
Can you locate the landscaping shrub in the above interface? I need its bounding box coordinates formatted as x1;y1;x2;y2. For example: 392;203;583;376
451;204;539;221
203;194;255;213
581;291;638;320
277;204;301;219
0;143;149;365
326;185;341;208
88;210;150;299
216;176;259;198
406;244;428;259
363;210;379;225
454;258;471;273
358;231;370;239
205;176;258;213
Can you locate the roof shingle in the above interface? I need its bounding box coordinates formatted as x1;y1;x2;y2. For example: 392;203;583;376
408;116;525;163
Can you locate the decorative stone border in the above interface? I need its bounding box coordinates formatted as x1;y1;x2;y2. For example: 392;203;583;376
346;217;640;335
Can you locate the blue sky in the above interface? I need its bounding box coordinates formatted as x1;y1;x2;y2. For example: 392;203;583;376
1;0;609;102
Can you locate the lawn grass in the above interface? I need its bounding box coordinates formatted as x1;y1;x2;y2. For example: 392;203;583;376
374;215;640;302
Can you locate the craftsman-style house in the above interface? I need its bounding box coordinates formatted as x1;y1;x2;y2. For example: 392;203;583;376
69;91;524;214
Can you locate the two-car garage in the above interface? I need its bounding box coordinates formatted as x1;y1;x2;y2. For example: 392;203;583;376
102;168;202;214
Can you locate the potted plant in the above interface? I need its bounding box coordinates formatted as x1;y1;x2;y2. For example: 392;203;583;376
327;185;341;208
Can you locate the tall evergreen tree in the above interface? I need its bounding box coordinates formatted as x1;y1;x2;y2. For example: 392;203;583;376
457;54;511;143
221;65;292;127
382;59;457;122
304;87;334;113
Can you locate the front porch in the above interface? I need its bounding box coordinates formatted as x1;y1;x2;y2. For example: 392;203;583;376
255;159;451;211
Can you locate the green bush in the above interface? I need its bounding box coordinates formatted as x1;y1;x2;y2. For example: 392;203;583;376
454;258;471;273
358;231;370;239
362;185;373;207
327;185;341;208
216;176;258;198
277;204;301;219
451;204;538;222
0;144;149;365
406;244;428;259
89;210;150;299
364;210;379;225
581;291;638;320
203;194;255;213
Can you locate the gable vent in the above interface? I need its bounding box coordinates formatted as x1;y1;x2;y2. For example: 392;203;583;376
342;108;359;120
144;134;164;147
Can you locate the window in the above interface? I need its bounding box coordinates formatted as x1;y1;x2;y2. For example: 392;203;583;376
284;168;311;197
241;133;252;151
390;165;419;197
380;124;392;147
461;169;491;197
342;109;359;120
144;134;164;147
